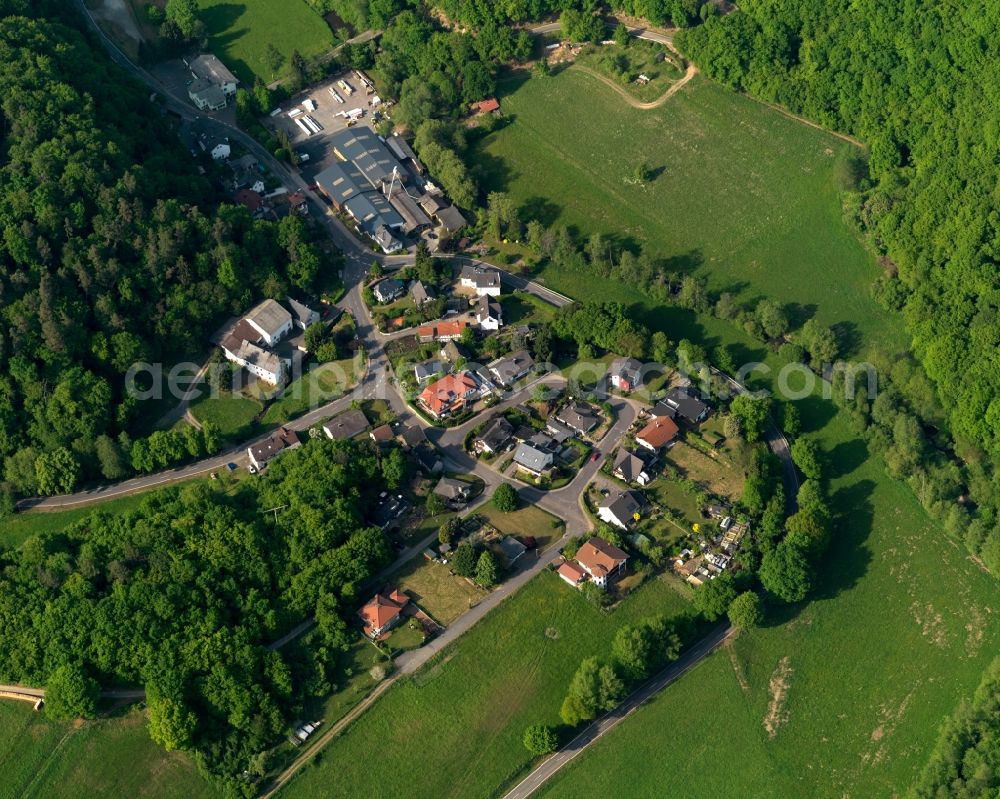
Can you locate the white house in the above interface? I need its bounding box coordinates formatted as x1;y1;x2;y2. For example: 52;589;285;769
248;427;300;470
459;265;501;297
189;54;238;96
513;442;553;476
597;490;646;530
235;340;286;385
476;294;503;331
574;538;629;588
373;278;405;303
245;299;293;346
287;297;320;330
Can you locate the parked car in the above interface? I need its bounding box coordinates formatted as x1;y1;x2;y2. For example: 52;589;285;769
590;451;601;462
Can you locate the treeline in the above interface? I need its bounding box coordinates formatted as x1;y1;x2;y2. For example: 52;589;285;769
436;0;713;31
907;656;999;799
0;437;400;795
676;1;999;484
0;3;335;501
510;204;999;573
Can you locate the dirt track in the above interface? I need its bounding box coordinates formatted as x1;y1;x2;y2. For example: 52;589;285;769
569;62;699;109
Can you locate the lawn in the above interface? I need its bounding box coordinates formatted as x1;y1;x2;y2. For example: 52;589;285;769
262;358;358;424
195;0;334;84
189;393;262;438
477;501;564;549
501;292;556;326
278;573;690;799
664;440;745;500
475;71;907;350
572;39;685;103
393;556;483;626
0;703;212;799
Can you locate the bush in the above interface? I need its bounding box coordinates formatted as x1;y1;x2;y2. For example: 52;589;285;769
493;482;518;512
728;591;764;628
523;723;558;756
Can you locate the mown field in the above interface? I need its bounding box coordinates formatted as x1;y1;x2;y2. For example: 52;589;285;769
476;71;905;349
0;703;211;799
279;574;691;799
195;0;333;83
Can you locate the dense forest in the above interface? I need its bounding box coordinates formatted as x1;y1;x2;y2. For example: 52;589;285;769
0;437;396;794
0;1;332;500
677;1;999;458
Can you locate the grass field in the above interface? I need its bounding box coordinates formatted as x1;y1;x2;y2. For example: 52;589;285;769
665;440;744;500
190;394;262;438
0;703;211;799
262;358;358;425
394;557;484;626
279;573;690;799
476;72;905;350
468;73;1000;791
195;0;333;83
476;502;565;549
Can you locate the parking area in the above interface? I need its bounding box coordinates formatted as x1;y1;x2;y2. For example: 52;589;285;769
263;71;391;177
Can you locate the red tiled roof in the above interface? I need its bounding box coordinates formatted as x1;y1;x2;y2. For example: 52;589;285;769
637;416;679;449
477;98;500;113
576;538;628;576
418;372;478;416
558;560;587;584
358;589;409;634
235;189;263;213
418;319;469;340
370;423;394;442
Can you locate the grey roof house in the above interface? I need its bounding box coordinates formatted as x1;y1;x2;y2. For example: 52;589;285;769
513;442;554;475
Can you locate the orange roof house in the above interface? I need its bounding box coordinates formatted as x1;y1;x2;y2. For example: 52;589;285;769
574;538;628;588
417;319;469;342
418;371;478;418
359;589;410;638
557;560;587;588
636;416;679;451
476;98;500;114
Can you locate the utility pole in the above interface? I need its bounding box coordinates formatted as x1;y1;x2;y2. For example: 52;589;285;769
261;504;287;523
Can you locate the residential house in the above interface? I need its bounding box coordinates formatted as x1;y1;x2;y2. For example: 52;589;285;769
557;559;588;588
247;427;300;471
513;442;554;476
475;98;500;114
246;299;293;346
434;204;466;233
400;424;427;449
543;420;574;445
613;449;651;486
410;280;435;307
609;358;644;393
476;417;513;454
488;350;534;388
236;340;286;385
413;360;445;384
322;408;370;440
418;319;469;343
197;132;230;160
433;477;473;506
459;265;501;297
234;189;264;216
636;416;679;452
556;401;600;435
440;340;468;364
418;371;478;418
373;224;403;254
496;535;526;566
186;54;238;111
476;294;503;331
650;400;678;419
664;387;711;424
358;589;410;639
597;490;647;530
287;298;320;330
574;537;629;588
373;278;405;304
370;423;394;444
288;191;308;215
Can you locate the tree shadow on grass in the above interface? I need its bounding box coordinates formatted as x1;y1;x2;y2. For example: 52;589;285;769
794;393;837;434
815;478;876;600
831;320;863;359
520;195;562;227
826;437;869;480
472;151;517;194
786;302;818;330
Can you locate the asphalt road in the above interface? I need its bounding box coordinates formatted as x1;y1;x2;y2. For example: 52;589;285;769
501;624;736;799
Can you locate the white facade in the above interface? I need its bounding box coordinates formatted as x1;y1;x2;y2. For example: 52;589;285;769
245;299;293;346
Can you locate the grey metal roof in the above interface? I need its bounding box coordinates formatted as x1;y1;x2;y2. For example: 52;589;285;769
513;442;553;472
246;299;292;338
329;127;398;189
323;408;369;440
